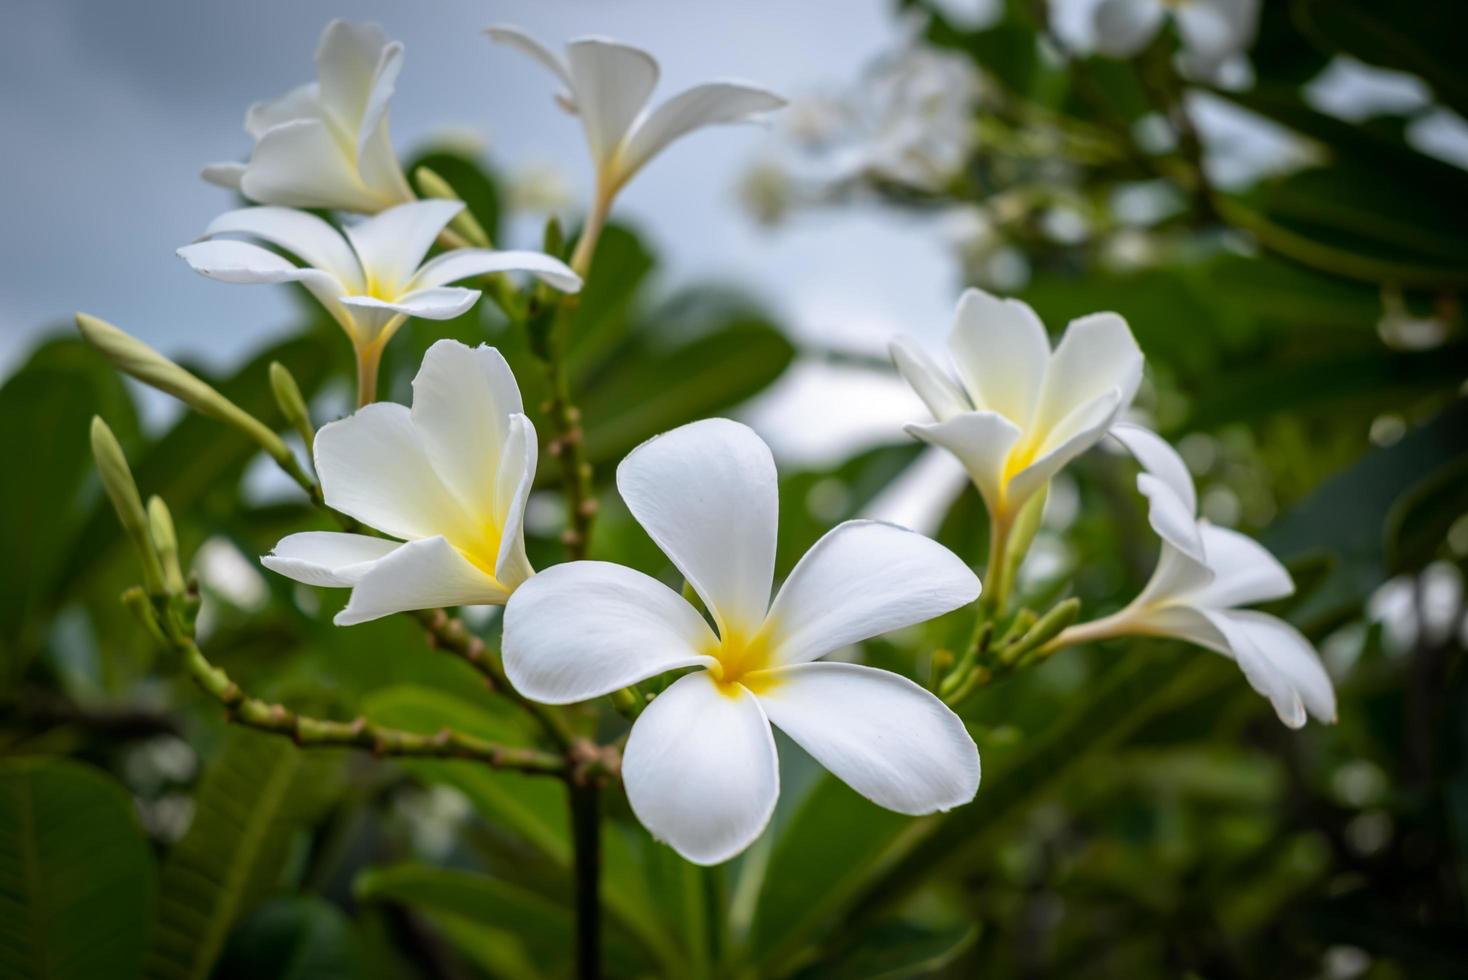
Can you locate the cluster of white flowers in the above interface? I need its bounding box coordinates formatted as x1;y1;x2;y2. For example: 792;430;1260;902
174;19;1331;865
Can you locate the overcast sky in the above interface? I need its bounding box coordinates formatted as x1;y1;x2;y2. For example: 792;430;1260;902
0;1;963;391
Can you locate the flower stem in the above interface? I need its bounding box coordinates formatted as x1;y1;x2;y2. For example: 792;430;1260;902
569;186;613;280
978;513;1013;619
569;781;603;980
354;341;383;408
538;301;598;559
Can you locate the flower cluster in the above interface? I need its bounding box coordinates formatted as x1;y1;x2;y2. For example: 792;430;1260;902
85;18;1334;873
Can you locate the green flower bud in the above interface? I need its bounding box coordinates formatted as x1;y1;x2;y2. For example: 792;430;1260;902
90;416;164;595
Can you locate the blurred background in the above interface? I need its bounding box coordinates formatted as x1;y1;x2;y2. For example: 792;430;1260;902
3;1;1468;978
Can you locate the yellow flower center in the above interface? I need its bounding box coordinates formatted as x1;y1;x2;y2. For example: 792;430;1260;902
449;522;506;584
706;627;780;696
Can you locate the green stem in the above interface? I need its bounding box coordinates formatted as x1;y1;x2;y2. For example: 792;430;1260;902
539;300;598;559
569;186;613;280
570;782;603;980
978;514;1013;620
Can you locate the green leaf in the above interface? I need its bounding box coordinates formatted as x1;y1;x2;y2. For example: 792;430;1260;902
144;729;342;980
0;757;157;980
214;898;366;980
790;920;977;980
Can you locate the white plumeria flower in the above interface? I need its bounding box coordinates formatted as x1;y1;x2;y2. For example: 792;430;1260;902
262;340;538;625
502;419;982;865
1091;0;1260;82
203;20;416;213
892;288;1143;528
1069;424;1337;728
178;200;579;400
487;26;785;272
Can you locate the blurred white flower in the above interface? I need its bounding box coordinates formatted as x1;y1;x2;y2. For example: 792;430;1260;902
262;340;539;625
858;46;983;189
503;419;981;865
204;20;416;213
1091;0;1259;82
178;201;579;399
892;288;1143;527
506;162;576;215
487;26;785;272
1068;424;1337;728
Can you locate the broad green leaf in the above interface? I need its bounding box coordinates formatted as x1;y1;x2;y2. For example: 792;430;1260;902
790;920;977;980
0;757;157;980
214;897;366;980
144;729;342;980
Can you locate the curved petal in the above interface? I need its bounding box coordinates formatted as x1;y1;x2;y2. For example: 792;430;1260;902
753;662;979;814
616;419;778;638
564;38;659;163
313;402;475;544
493;414;539;591
261;531;401;587
355;115;412;206
408;340;523;523
1093;0;1167;57
1111;423;1195;516
201;161;246;189
889;336;969;422
1031;312;1142;438
315;20;396;137
244;81;321;139
1211;610;1335;727
946;288;1049;425
1008;388;1122;507
341;287;480;321
485;25;573;90
200;206;362;288
1129;598;1226;651
336;535;506;625
1137;472;1206;562
502;561;717;704
409;248;583;294
904;411;1021;516
176;241;350;324
1188;523;1294;608
620;82;786;179
763;520;980;666
344;199;465;294
240;118;385;212
623;671;778;865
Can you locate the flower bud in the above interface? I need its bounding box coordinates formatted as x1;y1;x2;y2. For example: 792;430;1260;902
414;165;492;247
90;416;165;595
269;361;315;455
148;495;186;596
77;313;292;467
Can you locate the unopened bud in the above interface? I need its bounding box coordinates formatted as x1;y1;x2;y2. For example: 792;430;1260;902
147;496;186;595
1002;598;1082;666
269;361;315;455
91;417;164;594
415;165;492;247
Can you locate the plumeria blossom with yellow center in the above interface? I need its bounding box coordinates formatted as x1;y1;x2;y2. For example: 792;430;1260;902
486;25;786;274
502;419;982;865
261;340;537;626
203;19;416;213
177;199;580;403
1090;0;1260;82
1058;424;1337;728
892;288;1143;532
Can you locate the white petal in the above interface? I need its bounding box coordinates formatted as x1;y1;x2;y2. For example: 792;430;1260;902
1188;523;1294;608
763;520;980;666
623;671;778;865
485;26;573;91
244;82;321;139
409;248;582;294
1211;610;1335;726
176;240;350;325
564;38;659;163
201;162;246;189
261;531;401;587
753;662;979;814
1110;423;1196;516
341;287;480;320
239;118;387;213
492;414;538;591
408;340;523;522
344;199;465;295
201;206;362;288
1176;0;1257;74
336;535;506;626
1007;388;1123;508
889;336;969;422
502;561;717;704
1093;0;1167;57
1133;539;1217;613
1030;312;1142;438
354;113;412;206
1137;472;1206;562
620;82;786;180
313;402;475;544
946;288;1050;425
616;419;777;638
313;20;401;157
904;411;1021;516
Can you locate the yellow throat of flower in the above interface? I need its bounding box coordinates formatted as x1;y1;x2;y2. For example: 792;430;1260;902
706;626;779;695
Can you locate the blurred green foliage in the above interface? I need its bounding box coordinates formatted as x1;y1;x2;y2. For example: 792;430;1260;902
2;1;1468;977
